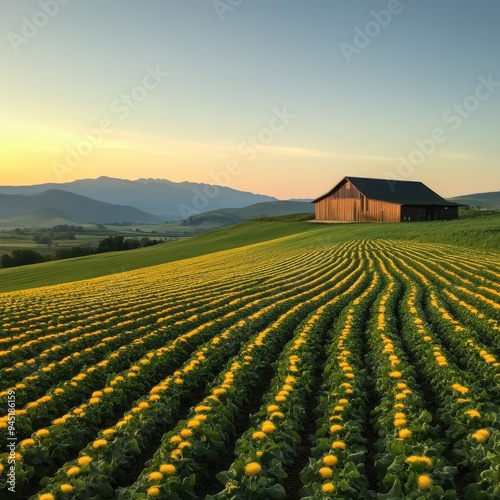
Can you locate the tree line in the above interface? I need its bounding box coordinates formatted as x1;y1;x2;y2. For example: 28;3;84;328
0;236;165;269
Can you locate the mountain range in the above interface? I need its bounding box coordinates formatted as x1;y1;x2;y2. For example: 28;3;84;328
0;177;276;220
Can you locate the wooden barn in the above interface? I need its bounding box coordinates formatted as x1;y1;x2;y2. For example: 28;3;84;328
313;176;461;222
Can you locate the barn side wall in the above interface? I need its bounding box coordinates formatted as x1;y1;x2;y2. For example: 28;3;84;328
314;195;401;222
401;205;459;221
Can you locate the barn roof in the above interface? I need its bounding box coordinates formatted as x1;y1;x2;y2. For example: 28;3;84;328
313;176;462;206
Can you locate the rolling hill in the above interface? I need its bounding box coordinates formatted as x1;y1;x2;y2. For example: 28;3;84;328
0;210;498;292
0;208;75;228
0;190;163;225
448;191;500;209
183;200;314;227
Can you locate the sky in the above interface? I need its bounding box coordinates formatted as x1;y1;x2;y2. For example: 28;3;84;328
1;0;499;199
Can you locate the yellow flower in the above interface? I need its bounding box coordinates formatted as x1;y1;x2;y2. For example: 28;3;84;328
465;410;481;418
93;439;107;449
77;456;92;466
245;462;261;476
252;431;266;440
275;395;286;402
170;435;182;444
271;411;284;419
195;405;211;413
390;371;402;379
394;418;407;428
60;484;74;493
159;464;176;475
472;429;490;442
319;467;333;478
418;474;433;490
36;429;50;438
180;429;193;438
267;405;279;412
322;483;335;493
66;466;80;477
331;441;346;450
323;455;338;466
178;441;191;449
451;383;469;395
399;429;412;439
39;495;55;500
329;424;342;433
147;486;161;496
262;421;276;433
21;438;35;448
148;471;163;481
102;429;115;436
406;456;433;466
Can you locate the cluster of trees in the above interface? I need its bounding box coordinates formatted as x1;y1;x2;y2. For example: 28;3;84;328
0;236;165;269
1;250;46;269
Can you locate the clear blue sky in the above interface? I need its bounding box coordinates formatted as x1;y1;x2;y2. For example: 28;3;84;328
1;0;499;198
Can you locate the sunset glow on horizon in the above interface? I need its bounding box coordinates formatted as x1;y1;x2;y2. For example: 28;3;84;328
1;1;499;199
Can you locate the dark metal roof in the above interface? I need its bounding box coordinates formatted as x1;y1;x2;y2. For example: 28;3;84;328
313;176;462;206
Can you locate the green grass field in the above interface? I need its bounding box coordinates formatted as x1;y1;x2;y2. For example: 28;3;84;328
0;210;498;293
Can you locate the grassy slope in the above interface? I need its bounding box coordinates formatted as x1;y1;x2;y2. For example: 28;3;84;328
0;211;498;293
0;221;319;292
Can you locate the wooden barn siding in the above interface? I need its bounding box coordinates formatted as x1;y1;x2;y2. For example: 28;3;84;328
325;181;363;200
315;196;401;222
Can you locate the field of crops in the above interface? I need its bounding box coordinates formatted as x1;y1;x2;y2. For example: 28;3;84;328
0;235;499;499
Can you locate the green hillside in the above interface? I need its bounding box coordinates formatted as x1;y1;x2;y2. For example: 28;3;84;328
0;210;498;292
0;208;74;229
183;200;314;228
448;191;500;209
